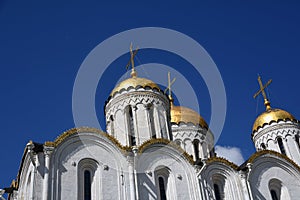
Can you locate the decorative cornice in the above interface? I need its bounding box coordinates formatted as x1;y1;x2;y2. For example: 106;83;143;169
206;157;239;170
172;129;207;139
105;90;170;114
53;127;133;152
253;122;300;141
247;150;300;171
44;141;55;147
10;179;17;190
138;138;194;165
252;118;299;136
110;83;162;98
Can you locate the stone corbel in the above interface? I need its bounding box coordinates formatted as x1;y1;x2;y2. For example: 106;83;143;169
26;141;36;166
144;103;152;110
132;105;138;111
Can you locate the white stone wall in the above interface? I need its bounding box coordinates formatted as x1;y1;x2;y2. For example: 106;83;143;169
11;130;300;200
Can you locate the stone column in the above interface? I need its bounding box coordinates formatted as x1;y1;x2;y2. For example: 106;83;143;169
132;105;139;145
124;109;130;146
163;110;170;139
245;163;254;200
42;145;54;200
286;135;300;165
127;155;136;200
239;171;251;200
144;104;153;139
26;141;36;200
153;106;161;138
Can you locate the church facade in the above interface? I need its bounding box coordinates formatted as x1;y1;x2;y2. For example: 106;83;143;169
2;65;300;200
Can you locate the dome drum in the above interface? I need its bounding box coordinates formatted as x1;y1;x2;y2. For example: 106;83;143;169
105;75;171;147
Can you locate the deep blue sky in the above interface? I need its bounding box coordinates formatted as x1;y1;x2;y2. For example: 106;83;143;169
1;1;300;188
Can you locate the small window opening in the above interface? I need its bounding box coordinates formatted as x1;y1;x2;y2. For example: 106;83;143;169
213;183;222;200
270;189;279;200
277;138;286;155
84;170;91;200
158;177;167;200
261;143;266;150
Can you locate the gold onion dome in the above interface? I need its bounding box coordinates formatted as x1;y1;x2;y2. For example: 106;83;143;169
252;108;295;133
170;103;208;129
110;71;161;97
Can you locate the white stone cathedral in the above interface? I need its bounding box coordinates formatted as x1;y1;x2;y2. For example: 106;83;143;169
2;59;300;200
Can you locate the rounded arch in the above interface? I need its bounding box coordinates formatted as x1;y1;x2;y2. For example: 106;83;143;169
211;173;226;200
77;158;100;200
268;178;290;200
154;166;174;200
201;162;244;200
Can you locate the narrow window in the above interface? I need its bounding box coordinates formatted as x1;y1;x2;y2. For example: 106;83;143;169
110;115;114;137
128;106;136;146
193;140;200;160
213;184;222;200
295;135;300;150
277;138;286;155
210;147;215;158
270;189;279;200
84;170;91;200
148;105;156;139
158;177;167;200
261;143;266;150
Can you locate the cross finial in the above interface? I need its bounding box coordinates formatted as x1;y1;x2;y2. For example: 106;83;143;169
126;43;139;77
253;75;272;110
164;72;176;102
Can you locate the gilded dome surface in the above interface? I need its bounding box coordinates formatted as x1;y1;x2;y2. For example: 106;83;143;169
110;76;161;96
252;108;295;133
171;104;208;129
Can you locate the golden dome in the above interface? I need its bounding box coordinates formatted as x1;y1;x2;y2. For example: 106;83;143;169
110;76;160;97
252;108;295;133
171;104;208;129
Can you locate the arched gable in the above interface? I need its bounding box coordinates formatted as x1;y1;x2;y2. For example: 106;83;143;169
136;140;199;200
248;153;300;200
50;128;128;200
200;158;244;200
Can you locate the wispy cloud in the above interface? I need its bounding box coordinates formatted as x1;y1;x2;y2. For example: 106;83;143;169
215;145;245;165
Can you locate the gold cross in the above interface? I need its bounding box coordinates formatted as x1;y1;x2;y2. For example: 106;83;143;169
126;43;139;77
253;75;272;110
164;72;176;100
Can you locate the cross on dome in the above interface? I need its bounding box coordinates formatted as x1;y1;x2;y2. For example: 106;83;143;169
125;43;139;78
164;72;176;101
253;75;272;111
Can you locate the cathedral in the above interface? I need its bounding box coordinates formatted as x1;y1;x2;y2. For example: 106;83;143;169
2;50;300;200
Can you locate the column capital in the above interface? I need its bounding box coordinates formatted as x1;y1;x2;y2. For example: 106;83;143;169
127;155;134;165
144;103;152;110
43;146;54;156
